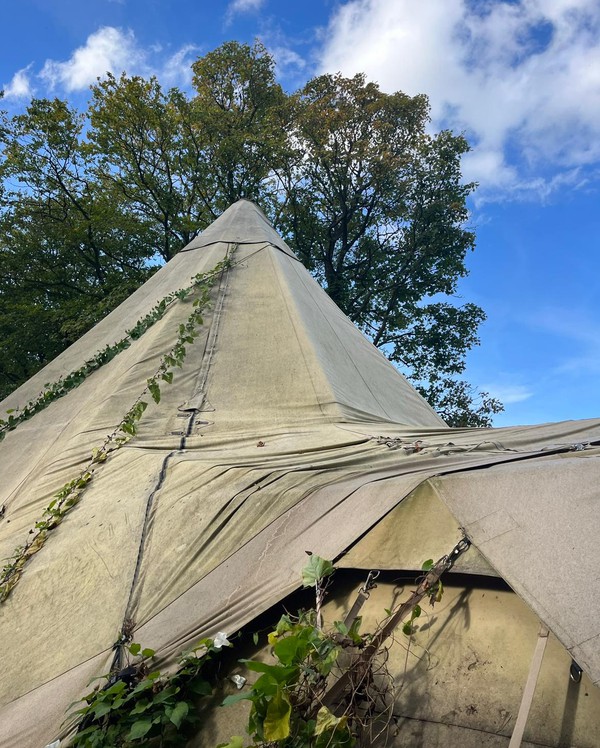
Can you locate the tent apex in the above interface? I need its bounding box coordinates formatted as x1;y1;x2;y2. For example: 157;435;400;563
182;199;297;258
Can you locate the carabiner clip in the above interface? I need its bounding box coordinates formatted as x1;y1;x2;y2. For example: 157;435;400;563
361;569;380;594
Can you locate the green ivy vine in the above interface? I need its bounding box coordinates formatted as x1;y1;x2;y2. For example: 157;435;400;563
65;635;230;747
0;258;232;602
61;549;458;747
0;261;231;444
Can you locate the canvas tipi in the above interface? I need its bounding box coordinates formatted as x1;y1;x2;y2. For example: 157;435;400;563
1;200;599;747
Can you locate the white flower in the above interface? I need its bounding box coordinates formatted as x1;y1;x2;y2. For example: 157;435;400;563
230;674;247;689
213;631;230;649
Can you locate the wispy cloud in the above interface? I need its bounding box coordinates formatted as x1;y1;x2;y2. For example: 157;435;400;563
480;382;533;404
319;0;600;201
161;44;201;87
531;306;600;375
2;66;33;100
225;0;266;25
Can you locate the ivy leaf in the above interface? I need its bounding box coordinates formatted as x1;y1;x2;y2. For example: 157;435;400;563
221;692;251;707
314;706;348;736
161;371;173;384
147;379;161;404
301;555;334;588
169;700;189;728
127;719;153;740
263;688;291;741
129;643;141;656
421;559;434;571
217;738;244;748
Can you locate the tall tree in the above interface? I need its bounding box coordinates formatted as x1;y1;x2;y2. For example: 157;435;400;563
0;45;501;425
278;73;500;425
0;98;154;397
190;40;289;211
88;73;208;261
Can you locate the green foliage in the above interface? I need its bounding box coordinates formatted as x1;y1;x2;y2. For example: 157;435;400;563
0;98;156;400
67;637;226;747
279;73;500;426
301;554;334;588
224;610;354;747
190;40;289;210
0;264;225;442
0;42;501;426
402;604;422;637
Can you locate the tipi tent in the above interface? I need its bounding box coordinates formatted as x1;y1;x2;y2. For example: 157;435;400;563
1;200;599;747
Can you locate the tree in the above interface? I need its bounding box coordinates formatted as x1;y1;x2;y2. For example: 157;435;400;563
0;44;501;425
278;73;501;425
88;73;209;261
190;41;289;212
0;97;155;397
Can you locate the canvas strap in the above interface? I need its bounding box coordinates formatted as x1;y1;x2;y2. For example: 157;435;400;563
321;537;471;714
508;624;550;748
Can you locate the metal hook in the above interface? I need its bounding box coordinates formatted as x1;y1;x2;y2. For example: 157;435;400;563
361;569;380;594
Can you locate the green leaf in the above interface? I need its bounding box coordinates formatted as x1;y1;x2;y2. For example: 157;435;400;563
216;737;244;748
221;692;252;707
91;700;113;718
301;555;334;588
421;558;434;571
121;421;136;436
273;635;301;665
314;706;348;736
169;700;189;728
263;688;291;741
130;699;151;715
129;642;141;656
190;678;212;696
348;616;363;644
141;648;155;658
161;371;173;384
252;632;259;645
402;622;414;636
127;719;153;740
147;379;161;404
412;604;422;619
240;661;297;682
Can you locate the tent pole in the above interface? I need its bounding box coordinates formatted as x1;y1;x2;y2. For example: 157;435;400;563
508;624;550;747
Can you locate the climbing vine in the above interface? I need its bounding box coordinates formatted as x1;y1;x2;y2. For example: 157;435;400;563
0;261;232;444
61;544;468;747
65;635;231;747
0;258;232;602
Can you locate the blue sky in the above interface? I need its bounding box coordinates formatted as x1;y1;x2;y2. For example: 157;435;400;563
2;0;599;427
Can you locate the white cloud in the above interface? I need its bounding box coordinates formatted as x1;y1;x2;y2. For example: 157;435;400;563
3;66;33;100
37;27;197;93
480;383;533;404
161;44;201;87
225;0;266;24
319;0;600;200
40;27;142;91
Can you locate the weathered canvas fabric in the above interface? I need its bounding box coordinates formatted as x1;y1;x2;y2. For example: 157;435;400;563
1;200;599;747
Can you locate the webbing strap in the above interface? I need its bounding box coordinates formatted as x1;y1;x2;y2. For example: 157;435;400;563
508;624;549;748
321;537;470;714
